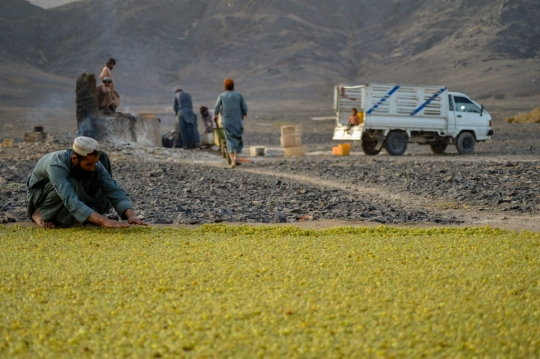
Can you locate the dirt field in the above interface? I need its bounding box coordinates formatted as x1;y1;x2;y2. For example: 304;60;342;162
1;102;539;232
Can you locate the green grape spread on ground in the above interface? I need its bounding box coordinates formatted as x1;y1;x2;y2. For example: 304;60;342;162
1;225;539;358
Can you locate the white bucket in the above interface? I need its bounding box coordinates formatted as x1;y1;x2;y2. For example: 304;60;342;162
250;146;266;157
200;132;214;146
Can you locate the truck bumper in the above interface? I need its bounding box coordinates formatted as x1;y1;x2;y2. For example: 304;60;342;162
333;126;362;141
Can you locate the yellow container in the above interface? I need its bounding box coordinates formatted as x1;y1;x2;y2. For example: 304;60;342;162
333;143;350;156
340;143;351;155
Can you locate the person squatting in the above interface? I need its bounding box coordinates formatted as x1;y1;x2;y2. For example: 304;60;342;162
26;136;147;228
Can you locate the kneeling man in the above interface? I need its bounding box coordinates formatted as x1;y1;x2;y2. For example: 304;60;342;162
26;136;146;228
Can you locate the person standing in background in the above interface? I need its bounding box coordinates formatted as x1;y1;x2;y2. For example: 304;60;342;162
99;58;120;109
213;78;248;168
173;86;200;149
200;106;215;134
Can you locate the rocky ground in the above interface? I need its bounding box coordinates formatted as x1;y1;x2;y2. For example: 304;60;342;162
1;118;539;229
0;146;458;226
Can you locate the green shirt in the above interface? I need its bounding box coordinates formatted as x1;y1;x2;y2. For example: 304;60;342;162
26;150;132;223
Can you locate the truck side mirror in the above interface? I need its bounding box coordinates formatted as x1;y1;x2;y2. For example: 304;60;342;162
480;104;484;116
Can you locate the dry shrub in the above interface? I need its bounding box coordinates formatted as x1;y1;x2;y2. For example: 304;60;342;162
506;107;540;124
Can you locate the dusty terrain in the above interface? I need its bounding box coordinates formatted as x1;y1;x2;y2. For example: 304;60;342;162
1;0;540;123
1;111;539;231
1;0;539;231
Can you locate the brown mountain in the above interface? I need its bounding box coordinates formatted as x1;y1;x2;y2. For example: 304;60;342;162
0;0;539;123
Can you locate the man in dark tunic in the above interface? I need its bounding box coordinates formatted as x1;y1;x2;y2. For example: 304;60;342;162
173;86;200;149
213;78;248;168
26;136;147;228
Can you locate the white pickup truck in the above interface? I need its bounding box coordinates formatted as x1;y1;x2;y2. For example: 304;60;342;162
332;83;493;155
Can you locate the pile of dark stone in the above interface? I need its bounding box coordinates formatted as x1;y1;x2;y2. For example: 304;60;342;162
248;158;540;214
0;157;458;225
119;163;457;225
5;140;539;226
0;159;34;223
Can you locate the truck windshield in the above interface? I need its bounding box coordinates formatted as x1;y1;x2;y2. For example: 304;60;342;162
454;96;481;113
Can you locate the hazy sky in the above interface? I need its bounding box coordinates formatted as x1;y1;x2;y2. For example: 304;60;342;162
27;0;79;9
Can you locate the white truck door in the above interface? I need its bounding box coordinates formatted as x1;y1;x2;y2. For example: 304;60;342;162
447;94;457;134
453;95;485;135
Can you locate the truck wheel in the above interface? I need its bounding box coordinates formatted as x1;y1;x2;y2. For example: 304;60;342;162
430;143;447;154
456;132;475;154
361;137;381;156
385;131;408;156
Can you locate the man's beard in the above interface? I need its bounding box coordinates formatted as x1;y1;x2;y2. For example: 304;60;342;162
72;162;95;181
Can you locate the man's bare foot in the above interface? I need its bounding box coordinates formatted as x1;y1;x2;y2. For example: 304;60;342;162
31;209;56;228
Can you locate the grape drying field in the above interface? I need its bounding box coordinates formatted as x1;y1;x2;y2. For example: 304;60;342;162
1;225;539;358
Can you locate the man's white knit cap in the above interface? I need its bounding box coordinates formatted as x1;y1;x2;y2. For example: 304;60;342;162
73;136;98;156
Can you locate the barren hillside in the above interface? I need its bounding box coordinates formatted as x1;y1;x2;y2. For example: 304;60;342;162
0;0;539;130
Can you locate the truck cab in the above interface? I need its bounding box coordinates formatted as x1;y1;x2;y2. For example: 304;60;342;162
448;92;493;142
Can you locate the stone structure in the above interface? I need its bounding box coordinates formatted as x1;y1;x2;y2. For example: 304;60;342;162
76;73;100;138
75;73;161;146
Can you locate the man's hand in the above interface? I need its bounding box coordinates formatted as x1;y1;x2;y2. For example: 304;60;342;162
124;209;148;226
213;116;218;123
87;212;130;228
102;218;130;228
